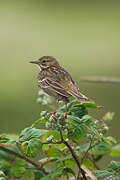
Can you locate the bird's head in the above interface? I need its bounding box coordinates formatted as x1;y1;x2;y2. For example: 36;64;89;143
30;56;59;69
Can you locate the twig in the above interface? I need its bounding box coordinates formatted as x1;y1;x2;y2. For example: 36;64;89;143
0;144;48;175
81;165;97;180
59;129;87;180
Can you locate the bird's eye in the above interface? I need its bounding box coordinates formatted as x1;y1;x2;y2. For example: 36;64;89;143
42;60;47;63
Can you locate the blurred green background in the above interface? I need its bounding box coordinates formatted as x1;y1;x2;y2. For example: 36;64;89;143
0;0;120;147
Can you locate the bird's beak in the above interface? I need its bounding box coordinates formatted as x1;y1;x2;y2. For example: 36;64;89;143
29;60;39;64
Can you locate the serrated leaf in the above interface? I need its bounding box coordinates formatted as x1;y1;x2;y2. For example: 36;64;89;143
90;142;112;155
20;138;42;157
68;115;92;125
110;144;120;157
68;125;87;142
86;120;100;136
19;128;48;142
68;115;82;124
19;128;48;157
10;165;26;177
70;105;88;118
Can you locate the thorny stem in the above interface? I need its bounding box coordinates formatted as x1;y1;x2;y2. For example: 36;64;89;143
59;128;87;180
0;144;48;175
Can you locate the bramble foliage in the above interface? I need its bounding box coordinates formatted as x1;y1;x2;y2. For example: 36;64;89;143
0;91;120;180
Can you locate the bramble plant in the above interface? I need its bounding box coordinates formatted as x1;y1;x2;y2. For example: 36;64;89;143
0;91;120;180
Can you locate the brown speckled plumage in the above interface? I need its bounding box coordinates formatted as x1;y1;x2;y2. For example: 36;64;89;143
30;56;93;103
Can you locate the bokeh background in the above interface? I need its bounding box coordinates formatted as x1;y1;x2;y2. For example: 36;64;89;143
0;0;120;165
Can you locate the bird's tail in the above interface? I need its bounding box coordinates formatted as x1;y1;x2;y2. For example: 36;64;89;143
69;90;94;103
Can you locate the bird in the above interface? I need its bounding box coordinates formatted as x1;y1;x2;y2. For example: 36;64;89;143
30;56;94;113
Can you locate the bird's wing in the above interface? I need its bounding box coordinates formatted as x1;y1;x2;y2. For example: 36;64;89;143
67;81;91;101
38;78;70;97
57;67;93;102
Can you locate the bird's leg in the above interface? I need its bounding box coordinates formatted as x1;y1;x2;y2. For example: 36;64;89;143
64;102;68;119
51;100;58;115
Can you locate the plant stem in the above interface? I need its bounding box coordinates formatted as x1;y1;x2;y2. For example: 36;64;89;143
59;129;87;180
81;135;95;165
0;144;48;175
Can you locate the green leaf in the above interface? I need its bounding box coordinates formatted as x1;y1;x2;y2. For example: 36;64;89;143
0;134;18;144
46;145;62;158
90;142;112;155
68;125;87;142
0;151;12;161
62;167;76;178
20;138;42;157
41;167;64;180
110;144;120;157
108;161;120;174
15;158;26;166
0;160;11;175
19;127;48;141
95;161;120;180
76;143;90;153
83;158;94;169
68;115;92;125
25;169;35;180
19;128;48;157
104;136;117;144
62;158;76;169
68;115;82;124
10;165;26;177
95;170;114;179
70;105;88;118
86;120;100;136
34;170;45;180
75;101;98;109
